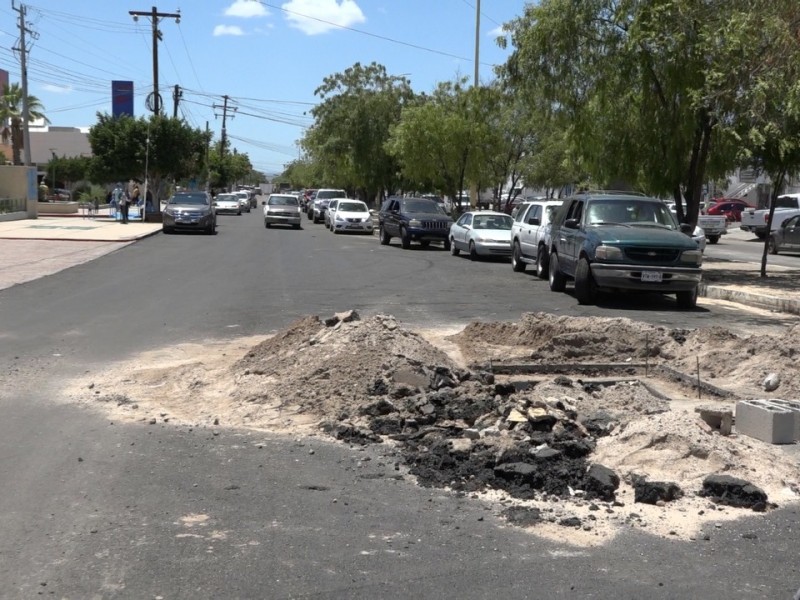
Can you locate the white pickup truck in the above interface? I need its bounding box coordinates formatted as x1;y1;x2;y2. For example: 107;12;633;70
696;214;727;244
741;194;800;239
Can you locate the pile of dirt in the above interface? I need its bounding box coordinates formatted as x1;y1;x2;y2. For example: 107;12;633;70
453;312;800;399
65;310;800;545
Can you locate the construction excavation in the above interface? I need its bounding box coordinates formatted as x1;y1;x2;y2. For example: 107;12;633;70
68;311;800;545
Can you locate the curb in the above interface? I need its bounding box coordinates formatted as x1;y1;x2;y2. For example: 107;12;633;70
700;283;800;316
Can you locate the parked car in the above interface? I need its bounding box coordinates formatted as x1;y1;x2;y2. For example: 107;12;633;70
378;196;453;250
449;211;514;260
324;198;342;229
768;214;800;254
510;199;564;278
706;198;752;222
263;193;302;229
741;194;800;239
329;199;374;234
547;191;702;308
234;191;251;213
214;193;241;215
311;188;347;223
162;191;216;235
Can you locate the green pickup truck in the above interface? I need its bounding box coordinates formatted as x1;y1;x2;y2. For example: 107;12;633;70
547;191;703;308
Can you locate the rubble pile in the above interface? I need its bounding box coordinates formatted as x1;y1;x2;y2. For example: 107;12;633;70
71;310;800;541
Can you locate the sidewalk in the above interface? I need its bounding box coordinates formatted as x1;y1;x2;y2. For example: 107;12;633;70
0;216;798;316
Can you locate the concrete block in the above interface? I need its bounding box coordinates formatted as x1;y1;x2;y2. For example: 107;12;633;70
695;406;733;435
764;399;800;441
735;400;796;444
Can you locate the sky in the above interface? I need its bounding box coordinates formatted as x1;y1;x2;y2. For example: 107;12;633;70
1;0;531;176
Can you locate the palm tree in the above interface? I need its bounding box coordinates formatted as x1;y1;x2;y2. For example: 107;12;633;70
0;83;48;165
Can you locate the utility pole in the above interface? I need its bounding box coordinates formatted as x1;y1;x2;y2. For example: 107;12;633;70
469;0;481;209
129;6;180;116
172;84;182;118
213;95;235;159
12;1;37;166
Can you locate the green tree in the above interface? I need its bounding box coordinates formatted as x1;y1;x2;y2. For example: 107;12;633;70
386;79;490;207
732;0;800;276
0;83;49;165
45;155;91;190
301;62;414;203
88;114;209;200
501;0;761;226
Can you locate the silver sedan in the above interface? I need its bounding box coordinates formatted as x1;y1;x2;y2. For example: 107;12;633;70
449;211;514;260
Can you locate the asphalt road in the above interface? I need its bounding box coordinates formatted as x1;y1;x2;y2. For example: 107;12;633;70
704;227;800;268
1;209;799;599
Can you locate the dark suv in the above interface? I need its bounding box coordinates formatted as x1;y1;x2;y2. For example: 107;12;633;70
547;191;702;308
378;197;454;250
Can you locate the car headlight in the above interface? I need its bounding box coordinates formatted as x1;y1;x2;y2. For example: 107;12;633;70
680;250;703;266
595;245;623;260
409;219;421;227
164;207;176;216
365;217;373;225
335;214;345;222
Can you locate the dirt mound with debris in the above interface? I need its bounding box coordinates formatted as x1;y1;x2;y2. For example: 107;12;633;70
453;313;800;398
65;311;800;545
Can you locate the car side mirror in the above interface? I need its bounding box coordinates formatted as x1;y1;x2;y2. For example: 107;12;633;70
261;200;266;205
679;223;694;235
564;218;579;229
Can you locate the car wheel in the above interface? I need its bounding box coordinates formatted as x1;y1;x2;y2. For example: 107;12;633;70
400;227;411;249
450;237;460;256
548;252;567;292
420;240;430;248
379;225;390;245
535;245;549;280
676;287;698;309
237;210;241;216
756;232;766;240
707;235;719;244
293;224;300;230
333;226;339;234
265;222;271;228
511;241;525;272
469;241;478;261
768;236;779;255
574;258;598;305
443;238;451;252
162;226;173;234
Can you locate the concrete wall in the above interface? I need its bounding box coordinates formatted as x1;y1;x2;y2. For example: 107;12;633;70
0;165;38;220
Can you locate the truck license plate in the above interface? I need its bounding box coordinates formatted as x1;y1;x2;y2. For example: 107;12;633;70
641;271;662;282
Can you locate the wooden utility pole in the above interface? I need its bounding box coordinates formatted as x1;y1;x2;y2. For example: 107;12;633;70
129;6;180;116
214;95;234;159
172;84;182;118
12;1;36;166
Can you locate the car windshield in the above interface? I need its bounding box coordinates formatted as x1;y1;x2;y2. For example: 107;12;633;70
217;195;236;202
586;200;676;228
402;200;446;214
269;196;298;206
473;214;513;230
338;202;367;212
169;194;208;205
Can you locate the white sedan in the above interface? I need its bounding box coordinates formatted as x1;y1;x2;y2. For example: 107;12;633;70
329;199;374;234
214;193;241;215
449;211;514;260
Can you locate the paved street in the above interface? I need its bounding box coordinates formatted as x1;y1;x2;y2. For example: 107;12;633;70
0;210;799;598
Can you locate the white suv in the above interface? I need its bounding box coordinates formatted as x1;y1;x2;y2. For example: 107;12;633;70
510;199;564;278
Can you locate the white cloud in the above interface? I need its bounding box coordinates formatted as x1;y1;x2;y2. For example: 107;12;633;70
224;0;269;18
213;24;245;36
281;0;365;35
42;83;73;94
488;26;506;38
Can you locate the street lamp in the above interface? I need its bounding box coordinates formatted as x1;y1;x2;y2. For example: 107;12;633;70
49;149;56;197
